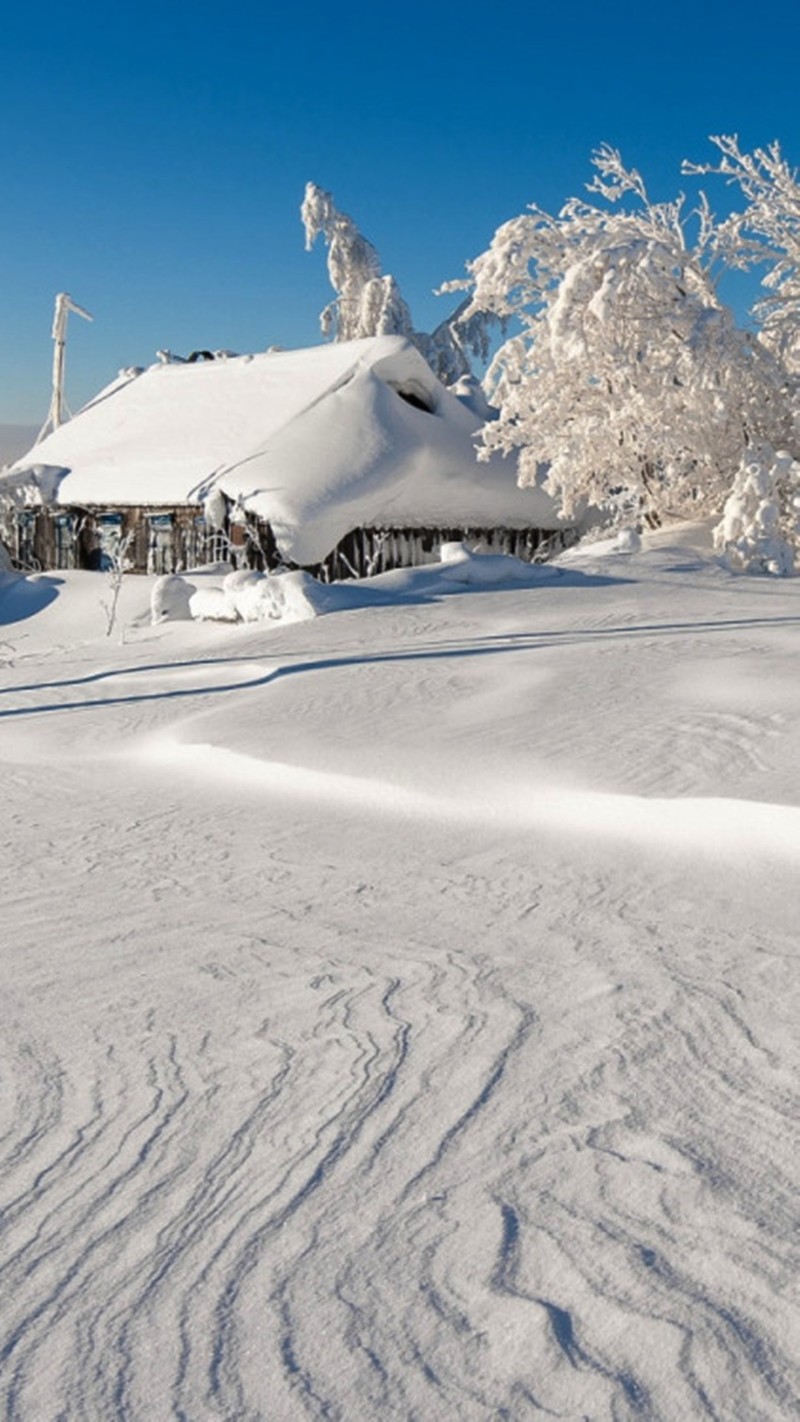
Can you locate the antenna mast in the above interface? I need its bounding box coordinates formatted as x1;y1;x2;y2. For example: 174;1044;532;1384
36;292;93;444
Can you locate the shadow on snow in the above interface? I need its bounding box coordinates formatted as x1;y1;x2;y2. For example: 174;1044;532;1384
0;574;63;627
2;604;800;721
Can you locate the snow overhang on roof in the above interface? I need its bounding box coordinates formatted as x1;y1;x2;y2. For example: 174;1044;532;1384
5;335;564;564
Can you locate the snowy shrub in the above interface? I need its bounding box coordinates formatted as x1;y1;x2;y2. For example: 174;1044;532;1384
100;530;136;638
714;446;800;575
150;574;195;623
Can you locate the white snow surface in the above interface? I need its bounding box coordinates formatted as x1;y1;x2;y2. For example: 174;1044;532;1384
2;523;800;1419
5;337;561;565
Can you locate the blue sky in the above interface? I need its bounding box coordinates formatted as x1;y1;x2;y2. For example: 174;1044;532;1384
2;0;798;423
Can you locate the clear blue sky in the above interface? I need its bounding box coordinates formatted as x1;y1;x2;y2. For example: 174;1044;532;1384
2;0;798;423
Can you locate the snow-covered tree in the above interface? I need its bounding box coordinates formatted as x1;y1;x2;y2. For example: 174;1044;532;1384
416;295;496;389
681;137;800;570
302;182;495;385
684;137;800;375
714;444;800;575
301;183;416;343
446;147;792;524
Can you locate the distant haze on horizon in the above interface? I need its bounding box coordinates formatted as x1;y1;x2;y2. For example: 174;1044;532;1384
0;425;38;468
1;0;798;424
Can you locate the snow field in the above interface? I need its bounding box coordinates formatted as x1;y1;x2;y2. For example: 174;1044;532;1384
1;530;799;1419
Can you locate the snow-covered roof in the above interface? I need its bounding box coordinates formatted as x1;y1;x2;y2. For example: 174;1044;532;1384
6;336;563;565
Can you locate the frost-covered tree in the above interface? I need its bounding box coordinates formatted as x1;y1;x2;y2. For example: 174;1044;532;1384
301;183;416;343
416;296;496;390
684;137;800;375
302;182;494;385
446;147;792;524
681;137;800;571
714;444;800;575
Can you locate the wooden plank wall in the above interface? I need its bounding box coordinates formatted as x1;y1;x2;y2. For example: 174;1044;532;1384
13;508;573;579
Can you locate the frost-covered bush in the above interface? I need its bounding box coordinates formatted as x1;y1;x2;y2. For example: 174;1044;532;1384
714;445;800;575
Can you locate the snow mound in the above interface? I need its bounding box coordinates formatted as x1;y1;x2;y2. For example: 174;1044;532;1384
614;526;642;553
232;571;324;624
151;574;195;623
182;546;556;628
187;569;327;626
188;586;239;622
438;541;546;585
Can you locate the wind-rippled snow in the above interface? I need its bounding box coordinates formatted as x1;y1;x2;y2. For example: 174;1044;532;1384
1;530;799;1420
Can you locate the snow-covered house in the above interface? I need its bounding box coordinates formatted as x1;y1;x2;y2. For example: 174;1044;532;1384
1;336;569;577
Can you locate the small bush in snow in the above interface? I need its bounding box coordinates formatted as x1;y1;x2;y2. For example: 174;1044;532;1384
101;530;135;638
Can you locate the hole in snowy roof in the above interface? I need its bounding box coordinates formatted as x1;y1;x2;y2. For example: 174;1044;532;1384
388;381;436;414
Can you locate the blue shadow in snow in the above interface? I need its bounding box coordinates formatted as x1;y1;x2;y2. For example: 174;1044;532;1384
0;574;63;626
2;599;800;722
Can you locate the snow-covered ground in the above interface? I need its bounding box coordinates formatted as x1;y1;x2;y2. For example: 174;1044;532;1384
1;526;799;1420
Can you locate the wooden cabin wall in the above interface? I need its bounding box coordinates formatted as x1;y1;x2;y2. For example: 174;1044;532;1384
308;525;575;582
12;508;574;578
13;506;213;574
